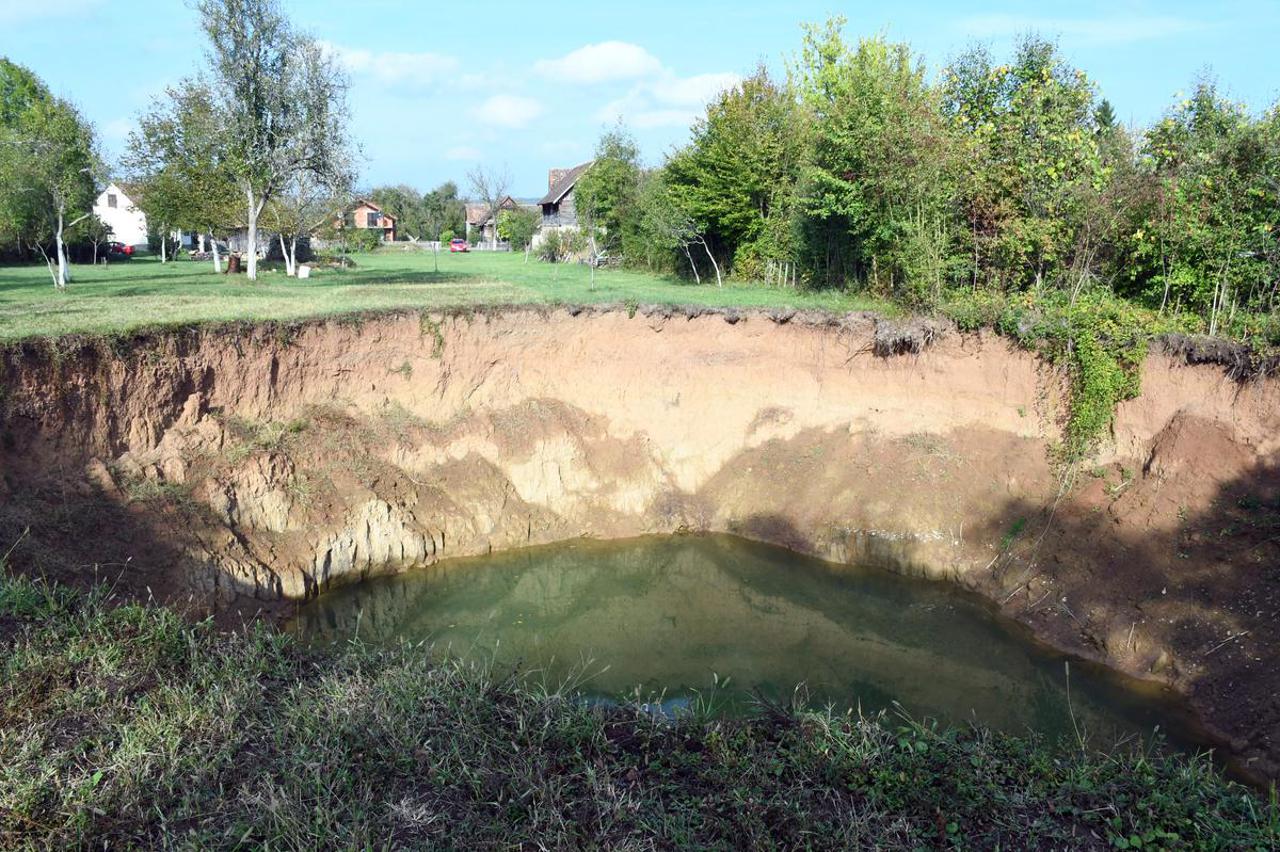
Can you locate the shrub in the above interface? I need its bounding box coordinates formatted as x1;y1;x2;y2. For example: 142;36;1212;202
538;229;564;262
348;228;382;253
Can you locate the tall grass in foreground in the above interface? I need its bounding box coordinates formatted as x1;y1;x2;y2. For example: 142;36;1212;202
1;571;1275;850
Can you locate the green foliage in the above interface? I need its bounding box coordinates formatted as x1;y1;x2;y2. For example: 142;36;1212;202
663;66;802;278
0;58;99;279
1119;80;1279;335
631;170;701;275
497;206;539;251
573;125;642;255
795;23;954;294
980;291;1188;460
347;227;382;253
125;81;240;241
364;182;466;243
1000;517;1028;550
538;228;564;262
942;37;1104;291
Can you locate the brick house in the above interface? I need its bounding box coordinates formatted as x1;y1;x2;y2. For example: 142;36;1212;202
350;199;397;242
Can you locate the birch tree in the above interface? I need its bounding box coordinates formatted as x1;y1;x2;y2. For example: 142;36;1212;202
0;59;98;288
198;0;352;280
263;166;352;275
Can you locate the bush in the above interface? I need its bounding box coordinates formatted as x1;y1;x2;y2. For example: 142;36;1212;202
348;229;382;253
538;229;564;262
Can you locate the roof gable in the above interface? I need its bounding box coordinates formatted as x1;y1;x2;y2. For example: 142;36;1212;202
538;161;593;206
100;182;137;207
465;196;522;225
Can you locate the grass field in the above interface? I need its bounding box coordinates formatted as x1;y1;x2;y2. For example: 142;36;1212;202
0;251;894;341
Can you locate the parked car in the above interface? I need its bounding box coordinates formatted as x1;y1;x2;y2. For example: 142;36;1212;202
449;238;469;253
104;241;133;260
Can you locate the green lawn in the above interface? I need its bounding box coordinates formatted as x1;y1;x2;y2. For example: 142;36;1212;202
0;251;893;341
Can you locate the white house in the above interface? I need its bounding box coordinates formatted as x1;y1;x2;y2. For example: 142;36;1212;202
92;183;148;249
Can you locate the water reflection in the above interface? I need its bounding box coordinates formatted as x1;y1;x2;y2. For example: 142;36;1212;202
293;534;1201;749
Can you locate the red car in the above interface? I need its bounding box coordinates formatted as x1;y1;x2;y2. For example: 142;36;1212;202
449;238;469;253
104;241;134;260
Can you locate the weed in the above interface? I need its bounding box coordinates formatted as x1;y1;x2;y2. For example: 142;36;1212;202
419;313;445;358
223;416;308;462
1000;517;1028;550
120;476;192;507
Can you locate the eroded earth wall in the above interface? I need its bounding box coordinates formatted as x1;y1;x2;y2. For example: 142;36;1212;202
1;307;1278;775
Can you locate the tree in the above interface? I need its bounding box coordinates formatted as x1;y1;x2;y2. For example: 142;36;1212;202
0;58;99;288
573;125;641;259
943;37;1104;291
497;206;539;258
264;167;352;275
664;66;803;283
126;81;241;272
1121;80;1277;332
793;23;955;296
1094;99;1117;132
79;214;111;264
367;185;430;240
197;0;353;280
466;165;512;250
634;170;716;284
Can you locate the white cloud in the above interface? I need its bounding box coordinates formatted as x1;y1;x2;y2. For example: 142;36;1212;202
445;145;482;161
471;94;544;129
957;14;1201;47
596;70;739;128
631;109;701;130
648;72;742;107
0;0;100;25
322;42;459;92
534;41;663;84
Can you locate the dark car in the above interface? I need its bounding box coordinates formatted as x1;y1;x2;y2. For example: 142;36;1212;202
449;238;469;253
104;241;134;260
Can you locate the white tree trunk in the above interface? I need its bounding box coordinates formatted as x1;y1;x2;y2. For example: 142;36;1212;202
160;229;167;263
54;208;69;289
211;232;222;274
245;188;260;281
701;240;722;288
682;246;700;284
280;234;293;276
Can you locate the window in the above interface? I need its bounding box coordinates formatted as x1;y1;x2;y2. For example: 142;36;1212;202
107;194;117;208
366;211;381;228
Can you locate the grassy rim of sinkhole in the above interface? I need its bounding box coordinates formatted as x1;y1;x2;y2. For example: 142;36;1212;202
2;569;1276;849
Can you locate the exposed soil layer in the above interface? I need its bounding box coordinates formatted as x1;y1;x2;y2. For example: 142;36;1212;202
1;306;1278;779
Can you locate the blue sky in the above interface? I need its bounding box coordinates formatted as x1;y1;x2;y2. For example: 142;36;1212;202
2;0;1278;198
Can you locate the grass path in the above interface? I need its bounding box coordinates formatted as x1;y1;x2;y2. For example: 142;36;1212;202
0;251;893;341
